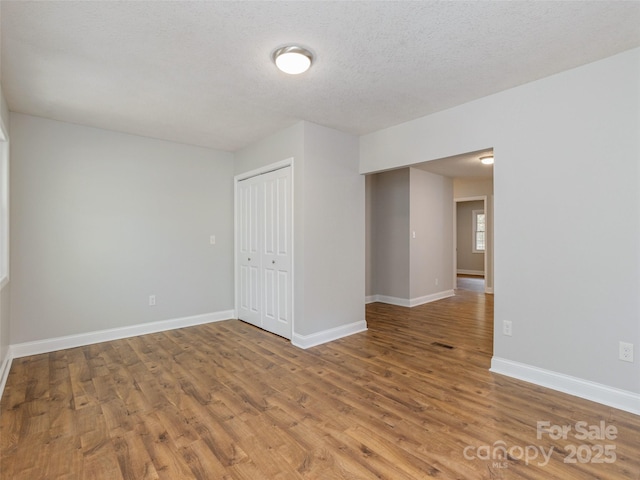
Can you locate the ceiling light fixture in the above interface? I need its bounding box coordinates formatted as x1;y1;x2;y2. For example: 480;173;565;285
272;45;313;75
480;155;494;165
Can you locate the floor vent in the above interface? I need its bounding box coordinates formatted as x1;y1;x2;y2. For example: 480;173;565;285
431;342;454;350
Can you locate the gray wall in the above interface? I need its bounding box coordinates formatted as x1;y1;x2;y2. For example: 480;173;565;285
409;168;453;299
367;168;453;303
369;169;410;299
303;122;364;334
360;48;640;394
235;121;364;337
456;200;485;273
8;116;363;348
365;174;373;297
10;114;235;343
233;122;304;176
0;86;10;369
454;178;493;198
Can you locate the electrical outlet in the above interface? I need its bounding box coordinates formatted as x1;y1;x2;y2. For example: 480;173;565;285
619;342;634;362
435;278;439;286
210;235;216;245
503;320;512;336
149;295;156;306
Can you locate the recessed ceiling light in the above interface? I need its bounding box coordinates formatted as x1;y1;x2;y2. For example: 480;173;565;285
272;45;313;75
480;155;494;165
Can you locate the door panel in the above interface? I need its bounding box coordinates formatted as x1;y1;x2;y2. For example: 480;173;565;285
260;168;292;338
277;270;289;323
237;178;261;327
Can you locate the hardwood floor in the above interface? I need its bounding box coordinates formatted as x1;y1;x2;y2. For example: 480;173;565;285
456;274;485;293
1;290;639;479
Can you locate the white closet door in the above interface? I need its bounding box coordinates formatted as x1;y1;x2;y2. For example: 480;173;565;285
237;177;261;327
260;168;292;339
236;166;292;339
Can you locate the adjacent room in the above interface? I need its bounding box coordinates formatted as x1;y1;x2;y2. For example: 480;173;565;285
0;2;639;479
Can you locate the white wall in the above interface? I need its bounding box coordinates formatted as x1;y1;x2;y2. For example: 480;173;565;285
10;114;235;344
409;168;453;300
360;48;640;401
235;121;365;339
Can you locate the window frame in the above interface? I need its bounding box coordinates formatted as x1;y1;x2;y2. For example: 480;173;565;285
472;209;485;254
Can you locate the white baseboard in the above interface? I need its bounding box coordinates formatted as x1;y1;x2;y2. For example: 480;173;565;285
365;295;376;304
408;290;455;307
457;269;485;276
292;320;367;349
369;290;455;308
490;357;640;415
373;295;411;307
0;349;13;402
10;309;235;359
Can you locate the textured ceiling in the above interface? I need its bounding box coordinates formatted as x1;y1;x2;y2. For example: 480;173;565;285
1;1;640;152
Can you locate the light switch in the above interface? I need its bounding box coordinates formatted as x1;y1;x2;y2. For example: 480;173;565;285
210;235;216;245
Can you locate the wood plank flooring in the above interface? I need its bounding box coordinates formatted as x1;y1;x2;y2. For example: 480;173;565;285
1;289;639;479
456;274;485;293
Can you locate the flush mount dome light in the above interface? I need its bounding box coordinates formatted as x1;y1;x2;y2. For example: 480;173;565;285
272;45;313;74
480;155;494;165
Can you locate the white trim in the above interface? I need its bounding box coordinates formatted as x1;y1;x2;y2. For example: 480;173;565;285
234;158;293;182
490;357;640;415
457;269;485;276
455;196;486;202
368;290;455;307
471;208;485;254
374;295;411;307
408;290;455;307
365;295;377;304
292;320;367;349
10;310;235;359
0;349;13;400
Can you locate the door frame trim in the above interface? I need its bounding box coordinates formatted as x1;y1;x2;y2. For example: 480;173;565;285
235;158;292;182
234;158;295;339
453;195;490;293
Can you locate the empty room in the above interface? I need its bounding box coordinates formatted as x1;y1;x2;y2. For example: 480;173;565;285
0;2;639;479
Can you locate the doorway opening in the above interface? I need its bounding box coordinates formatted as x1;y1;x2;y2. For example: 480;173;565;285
454;196;488;293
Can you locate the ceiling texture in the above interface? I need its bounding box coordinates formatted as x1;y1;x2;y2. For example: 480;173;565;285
1;1;640;153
